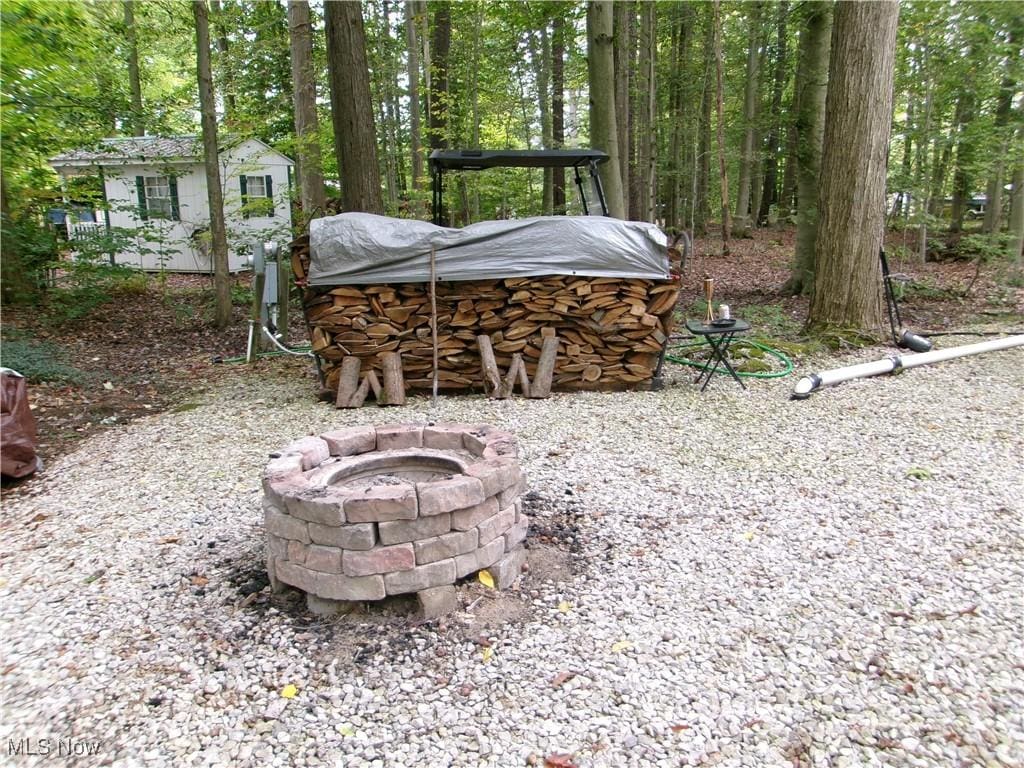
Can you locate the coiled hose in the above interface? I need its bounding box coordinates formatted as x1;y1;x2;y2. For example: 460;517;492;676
665;337;794;379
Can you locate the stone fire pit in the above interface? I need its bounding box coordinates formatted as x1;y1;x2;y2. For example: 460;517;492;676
262;423;528;616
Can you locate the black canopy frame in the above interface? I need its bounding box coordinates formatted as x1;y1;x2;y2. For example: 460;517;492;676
428;149;610;226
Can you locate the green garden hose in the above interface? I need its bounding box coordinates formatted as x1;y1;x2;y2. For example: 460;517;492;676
665;338;794;379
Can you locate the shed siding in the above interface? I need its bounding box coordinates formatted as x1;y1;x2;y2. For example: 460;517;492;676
99;138;292;272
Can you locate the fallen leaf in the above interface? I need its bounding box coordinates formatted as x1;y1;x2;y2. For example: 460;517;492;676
482;647;493;663
478;570;495;589
337;724;354;737
557;601;572;613
103;381;114;390
191;575;209;587
158;536;181;545
743;531;755;541
545;754;578;768
671;724;690;733
550;671;575;688
280;684;298;699
611;640;634;653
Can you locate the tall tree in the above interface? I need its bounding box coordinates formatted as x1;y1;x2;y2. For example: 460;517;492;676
785;1;833;296
324;0;383;214
552;12;566;214
288;0;326;223
613;1;633;214
636;1;656;222
209;0;236;123
405;1;424;192
123;1;144;136
758;1;788;225
695;8;714;234
587;0;625;218
808;0;898;335
982;19;1022;234
732;3;761;237
712;0;730;252
428;2;451;151
193;0;231;329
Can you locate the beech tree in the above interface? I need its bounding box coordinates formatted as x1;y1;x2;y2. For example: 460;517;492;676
193;0;231;329
808;0;899;335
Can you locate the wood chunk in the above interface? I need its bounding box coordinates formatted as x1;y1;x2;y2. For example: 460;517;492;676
335;357;362;408
529;334;559;398
380;352;406;406
477;335;501;397
581;364;602;382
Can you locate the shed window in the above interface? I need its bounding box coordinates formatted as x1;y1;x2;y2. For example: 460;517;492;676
240;174;274;217
144;176;172;217
135;174;180;221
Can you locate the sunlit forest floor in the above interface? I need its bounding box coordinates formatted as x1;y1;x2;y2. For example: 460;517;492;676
2;225;1021;477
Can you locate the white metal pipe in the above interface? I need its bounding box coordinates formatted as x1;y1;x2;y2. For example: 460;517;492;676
792;335;1024;399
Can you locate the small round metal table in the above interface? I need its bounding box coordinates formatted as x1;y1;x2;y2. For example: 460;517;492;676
685;318;751;391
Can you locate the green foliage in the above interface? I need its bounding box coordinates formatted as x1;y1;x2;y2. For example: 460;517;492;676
955;233;1010;262
45;260;150;326
905;467;934;481
0;213;59;302
0;329;87;384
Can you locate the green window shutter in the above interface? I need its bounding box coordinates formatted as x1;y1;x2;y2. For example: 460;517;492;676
240;175;249;219
135;176;148;221
265;175;274;216
169;176;180;221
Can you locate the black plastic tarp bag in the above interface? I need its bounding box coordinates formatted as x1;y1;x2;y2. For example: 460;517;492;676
1;368;40;479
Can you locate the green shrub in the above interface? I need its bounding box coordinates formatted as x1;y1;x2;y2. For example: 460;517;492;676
0;331;87;384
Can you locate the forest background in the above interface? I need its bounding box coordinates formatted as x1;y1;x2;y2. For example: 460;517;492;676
0;1;1021;437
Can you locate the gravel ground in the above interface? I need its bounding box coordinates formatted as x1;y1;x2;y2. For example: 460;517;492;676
1;337;1022;768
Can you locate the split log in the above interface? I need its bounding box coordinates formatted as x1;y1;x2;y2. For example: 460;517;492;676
335;356;362;408
380;351;406;406
528;334;559;399
477;335;502;397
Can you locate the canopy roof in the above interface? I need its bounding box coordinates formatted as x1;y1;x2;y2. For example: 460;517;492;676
428;149;609;171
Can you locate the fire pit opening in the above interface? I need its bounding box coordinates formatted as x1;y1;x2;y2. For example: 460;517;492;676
262;424;528;617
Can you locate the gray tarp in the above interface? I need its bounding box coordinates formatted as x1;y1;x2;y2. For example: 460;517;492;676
308;213;669;285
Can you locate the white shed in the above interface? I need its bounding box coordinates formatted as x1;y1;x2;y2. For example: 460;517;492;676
50;135;294;272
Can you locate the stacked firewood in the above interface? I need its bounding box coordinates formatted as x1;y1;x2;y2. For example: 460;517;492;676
292;234;679;392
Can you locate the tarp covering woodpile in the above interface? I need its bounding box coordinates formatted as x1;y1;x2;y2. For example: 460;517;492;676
294;214;680;393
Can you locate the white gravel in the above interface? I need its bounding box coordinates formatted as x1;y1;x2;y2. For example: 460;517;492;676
1;337;1022;767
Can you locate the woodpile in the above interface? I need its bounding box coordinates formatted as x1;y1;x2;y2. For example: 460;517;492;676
292;234;680;393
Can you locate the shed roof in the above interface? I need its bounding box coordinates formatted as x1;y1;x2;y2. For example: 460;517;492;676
50;135;293;167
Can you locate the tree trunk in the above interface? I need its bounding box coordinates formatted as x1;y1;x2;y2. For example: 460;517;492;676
210;0;236;122
808;0;897;336
193;0;231;330
732;3;761;237
695;8;714;235
785;1;832;296
124;1;144;136
288;0;326;223
712;0;730;252
428;2;451;151
539;26;553;216
404;1;423;198
325;0;384;214
1009;159;1023;277
758;1;788;225
635;2;655;222
552;13;566;214
613;1;633;215
949;92;975;233
983;29;1019;233
587;1;625;219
